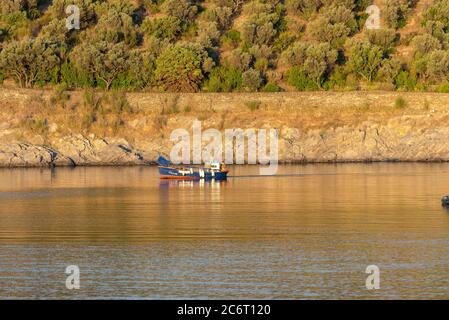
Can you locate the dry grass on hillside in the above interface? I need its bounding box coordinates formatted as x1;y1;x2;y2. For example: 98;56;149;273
1;87;449;148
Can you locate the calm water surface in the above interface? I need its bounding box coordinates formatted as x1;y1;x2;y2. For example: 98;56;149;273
1;164;449;299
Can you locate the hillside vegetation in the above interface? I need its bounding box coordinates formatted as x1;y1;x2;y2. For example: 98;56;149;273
1;0;449;92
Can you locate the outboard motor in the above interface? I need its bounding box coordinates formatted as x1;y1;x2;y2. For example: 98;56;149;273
442;196;449;207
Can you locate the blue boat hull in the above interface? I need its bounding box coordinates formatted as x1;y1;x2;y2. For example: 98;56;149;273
158;166;228;181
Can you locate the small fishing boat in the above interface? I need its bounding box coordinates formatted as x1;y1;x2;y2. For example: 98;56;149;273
157;156;229;181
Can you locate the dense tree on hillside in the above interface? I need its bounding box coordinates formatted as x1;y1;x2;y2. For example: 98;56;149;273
0;38;60;87
0;0;448;92
382;0;412;29
411;34;442;58
366;29;398;52
347;39;384;82
283;42;337;88
205;6;234;31
163;0;198;23
154;43;214;92
412;50;449;83
241;1;282;46
1;0;40;18
142;16;183;42
71;41;132;89
285;0;321;20
85;6;138;47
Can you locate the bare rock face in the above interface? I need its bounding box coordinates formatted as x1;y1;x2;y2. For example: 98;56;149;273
0;135;149;167
0;143;75;167
280;120;449;163
52;135;146;166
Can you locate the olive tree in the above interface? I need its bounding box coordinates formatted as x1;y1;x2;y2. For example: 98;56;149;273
382;0;410;29
411;34;442;58
366;28;398;51
242;68;262;91
241;2;281;46
71;41;132;90
154;43;214;92
205;6;234;31
88;8;139;47
412;50;449;83
39;18;69;43
308;4;357;47
163;0;198;23
282;41;337;87
142;16;183;42
242;12;278;45
1;0;39;17
224;48;253;71
347;39;384;82
377;58;401;83
0;38;59;87
285;0;321;20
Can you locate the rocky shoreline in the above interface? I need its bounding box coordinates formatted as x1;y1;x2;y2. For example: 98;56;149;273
3;120;449;168
2;88;449;168
0;135;152;168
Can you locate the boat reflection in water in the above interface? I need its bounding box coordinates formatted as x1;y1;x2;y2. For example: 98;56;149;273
159;175;227;207
159;178;227;189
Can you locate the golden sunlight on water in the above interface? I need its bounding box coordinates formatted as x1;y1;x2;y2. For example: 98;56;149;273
1;164;449;299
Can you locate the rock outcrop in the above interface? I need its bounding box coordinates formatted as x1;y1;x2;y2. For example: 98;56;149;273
0;143;75;167
0;136;149;167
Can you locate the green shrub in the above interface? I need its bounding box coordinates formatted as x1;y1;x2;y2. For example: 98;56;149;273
282;41;337;87
285;0;321;20
224;49;253;71
287;67;318;91
91;8;139;47
163;0;198;22
383;0;410;29
142;16;183;42
104;91;133;114
203;66;242;92
436;82;449;93
0;38;60;88
245;100;261;111
241;4;281;46
394;71;415;90
154;43;214;92
411;34;442;57
422;0;449;33
221;29;241;48
308;16;351;48
71;41;132;90
366;29;398;51
242;68;263;91
395;96;408;109
205;6;234;31
0;11;31;40
324;65;349;90
347;39;384;82
262;82;280;92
